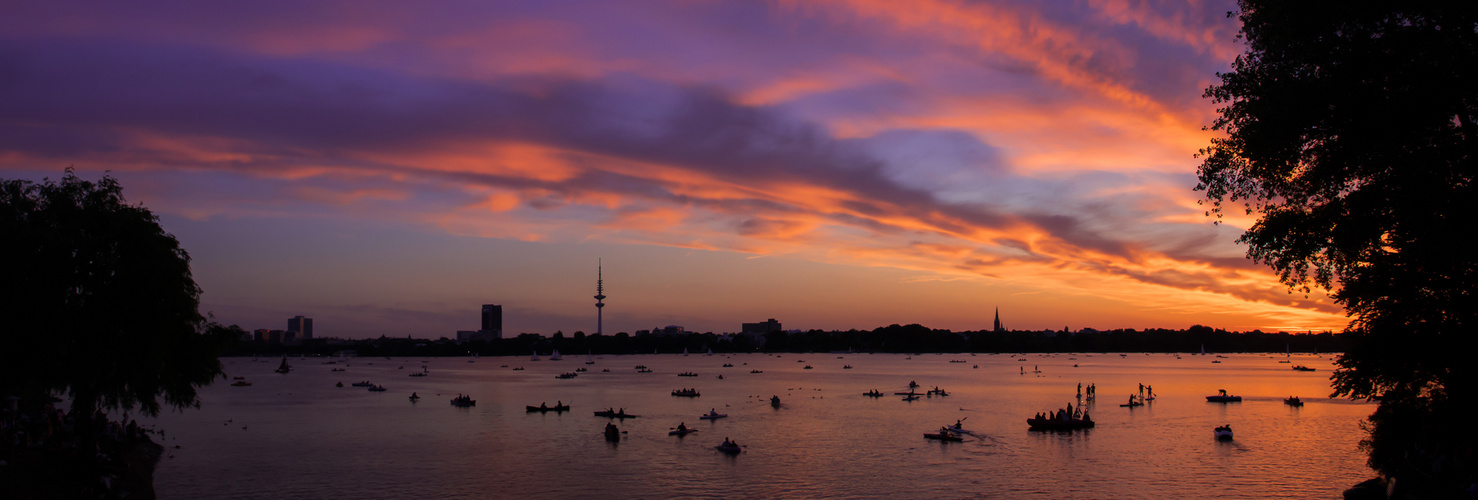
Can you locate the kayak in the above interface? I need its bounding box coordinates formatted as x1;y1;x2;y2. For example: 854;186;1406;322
527;405;571;412
594;411;639;418
669;428;698;436
924;433;963;442
945;425;973;435
699;413;727;420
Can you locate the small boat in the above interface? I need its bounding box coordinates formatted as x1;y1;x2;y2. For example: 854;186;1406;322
1284;396;1304;407
671;389;701;397
863;390;884;397
894;391;922;396
637;368;653;373
409;371;426;377
230;380;252;387
669;427;697;436
451;396;476;407
368;385;387;392
331;368;346;372
1214;425;1234;441
409;393;421;401
770;396;781;408
945;424;973;435
594;410;639;419
1292;365;1316;372
902;395;920;401
604;423;621;442
722;363;734;367
275;356;291;374
1206;389;1242;402
843;365;853;369
527;404;571;413
351;381;374;387
924;432;963;442
1027;416;1095;431
555;372;579;379
715;443;742;454
575;367;587;372
677;372;699;377
699;410;727;420
750;370;763;374
531;351;540;362
232;376;246;380
335;382;343;387
586;352;595;365
908;381;920;388
1120;401;1144;408
511;367;525;371
550;349;562;361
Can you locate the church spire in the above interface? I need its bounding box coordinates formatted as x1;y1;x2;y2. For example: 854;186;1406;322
993;307;1004;332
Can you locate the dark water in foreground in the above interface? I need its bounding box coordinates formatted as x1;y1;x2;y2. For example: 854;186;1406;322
149;352;1372;499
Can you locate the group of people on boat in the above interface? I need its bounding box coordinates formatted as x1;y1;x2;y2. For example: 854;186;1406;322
603;407;629;415
452;394;474;404
538;401;564;409
720;437;740;448
1035;402;1089;422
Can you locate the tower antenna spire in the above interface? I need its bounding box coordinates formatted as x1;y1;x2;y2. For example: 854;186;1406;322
594;259;606;336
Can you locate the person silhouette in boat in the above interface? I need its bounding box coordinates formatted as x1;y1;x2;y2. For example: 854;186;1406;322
955;419;963;428
619;407;625;415
540;402;547;409
556;400;563;408
677;422;687;432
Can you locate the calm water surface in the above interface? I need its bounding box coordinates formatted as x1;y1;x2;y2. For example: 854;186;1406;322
149;353;1372;499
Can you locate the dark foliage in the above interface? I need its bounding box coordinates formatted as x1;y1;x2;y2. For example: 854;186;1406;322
1197;1;1476;495
0;170;224;417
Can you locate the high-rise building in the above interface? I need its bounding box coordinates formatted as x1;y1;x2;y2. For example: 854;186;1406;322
742;318;782;334
288;316;313;340
481;304;502;337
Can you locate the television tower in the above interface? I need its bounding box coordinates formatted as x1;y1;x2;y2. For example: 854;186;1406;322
594;259;606;336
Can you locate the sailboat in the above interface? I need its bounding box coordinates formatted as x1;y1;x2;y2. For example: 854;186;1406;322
683;347;689;356
586;351;595;365
550;349;562;361
275;356;291;374
706;347;714;356
1200;344;1206;356
531;351;540;361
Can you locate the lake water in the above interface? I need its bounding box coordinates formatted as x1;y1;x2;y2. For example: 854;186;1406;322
148;352;1374;499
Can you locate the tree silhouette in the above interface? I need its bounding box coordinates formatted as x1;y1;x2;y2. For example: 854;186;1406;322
0;170;224;418
1197;1;1476;494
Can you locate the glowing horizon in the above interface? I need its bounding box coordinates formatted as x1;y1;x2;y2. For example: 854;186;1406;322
0;1;1351;337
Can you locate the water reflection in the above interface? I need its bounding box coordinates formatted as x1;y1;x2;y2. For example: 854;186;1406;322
151;353;1370;499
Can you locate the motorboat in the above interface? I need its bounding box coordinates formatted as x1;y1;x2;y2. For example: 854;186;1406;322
1026;416;1095;431
1214;425;1234;441
1206;389;1242;402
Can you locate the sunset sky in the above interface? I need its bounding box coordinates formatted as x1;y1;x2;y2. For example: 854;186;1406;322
1;1;1350;338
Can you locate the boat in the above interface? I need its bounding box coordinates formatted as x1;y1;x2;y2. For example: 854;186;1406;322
1206;389;1242;402
1026;416;1095;431
230;380;252;387
637;368;653;373
531;351;539;362
894;391;922;396
450;395;476;407
232;375;246;380
677;372;699;377
555;372;579;379
586;352;595;365
715;442;742;454
1120;400;1144;408
511;367;524;371
409;393;420;401
550;349;561;361
699;410;727;420
902;395;920;401
843;365;853;369
351;381;373;387
368;385;387;392
908;381;920;388
527;404;571;413
335;382;343;387
669;427;697;436
1214;425;1233;441
594;410;639;419
750;370;763;374
770;396;781;408
275;356;291;374
863;390;884;397
331;368;346;372
924;432;963;442
575;367;587;372
722;363;734;367
1284;396;1304;407
944;424;973;435
671;388;701;397
604;423;621;442
1292;365;1316;372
